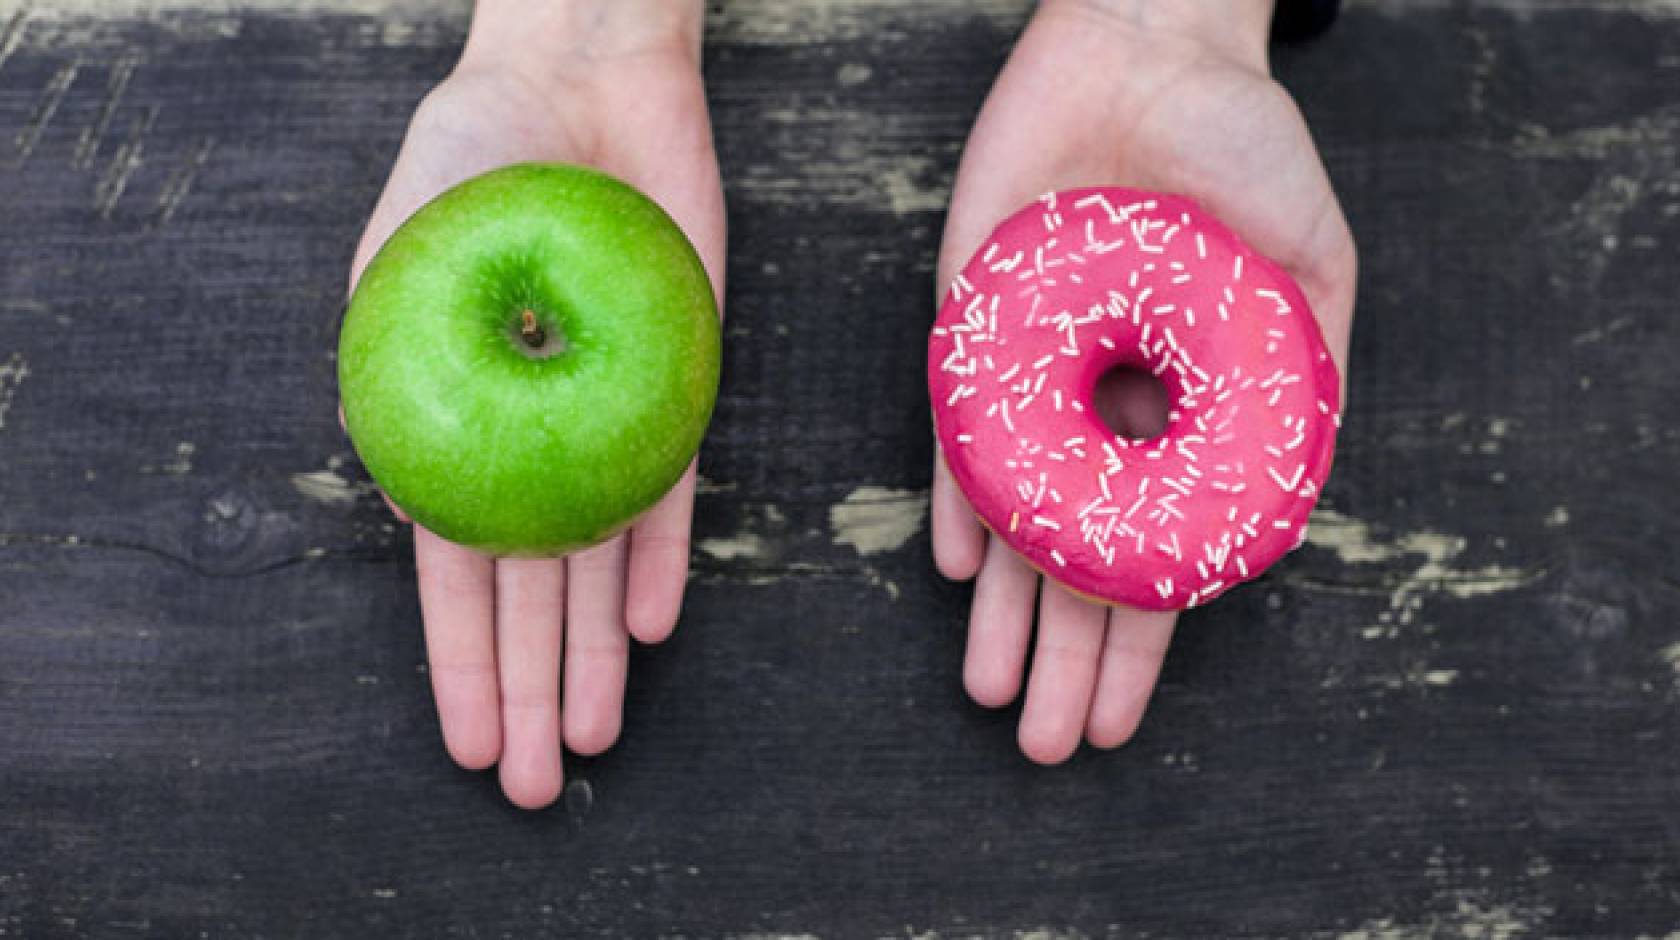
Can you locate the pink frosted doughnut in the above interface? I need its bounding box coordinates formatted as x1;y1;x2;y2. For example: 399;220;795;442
928;188;1342;611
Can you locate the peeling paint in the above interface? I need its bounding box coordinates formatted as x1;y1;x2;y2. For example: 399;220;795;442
835;62;871;86
290;468;373;508
829;486;928;556
710;0;1028;44
1304;509;1536;625
1422;669;1459;687
0;352;29;429
735;151;950;217
1508;108;1680;297
697;533;767;561
1661;641;1680;679
161;441;194;475
139;441;195;476
1337;894;1551;940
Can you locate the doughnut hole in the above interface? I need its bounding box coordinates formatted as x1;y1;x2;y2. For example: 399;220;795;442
1093;364;1171;442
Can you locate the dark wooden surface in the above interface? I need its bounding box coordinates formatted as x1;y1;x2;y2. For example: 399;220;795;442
2;1;1677;936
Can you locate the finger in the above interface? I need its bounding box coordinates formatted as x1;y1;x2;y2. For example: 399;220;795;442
564;535;631;756
414;526;500;770
932;450;986;581
493;556;567;810
625;462;697;644
1086;605;1177;749
1017;581;1107;765
963;534;1037;708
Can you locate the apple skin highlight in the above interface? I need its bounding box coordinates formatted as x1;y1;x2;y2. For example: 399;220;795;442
339;163;721;556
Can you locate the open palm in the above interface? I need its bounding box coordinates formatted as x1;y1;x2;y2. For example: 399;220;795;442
346;44;725;808
934;2;1356;763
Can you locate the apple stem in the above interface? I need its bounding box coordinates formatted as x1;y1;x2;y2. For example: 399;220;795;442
520;309;546;349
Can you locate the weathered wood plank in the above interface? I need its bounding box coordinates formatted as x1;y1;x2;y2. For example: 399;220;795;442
1;1;1676;936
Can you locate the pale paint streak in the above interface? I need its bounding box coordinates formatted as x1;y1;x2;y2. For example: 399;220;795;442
1338;895;1550;940
0;352;28;429
1661;641;1680;680
1305;508;1535;624
697;532;767;561
829;486;928;556
290;468;373;508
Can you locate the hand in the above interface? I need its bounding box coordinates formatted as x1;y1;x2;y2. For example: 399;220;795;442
344;0;724;808
932;0;1356;764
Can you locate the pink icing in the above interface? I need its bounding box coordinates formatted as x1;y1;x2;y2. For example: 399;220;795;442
928;188;1342;610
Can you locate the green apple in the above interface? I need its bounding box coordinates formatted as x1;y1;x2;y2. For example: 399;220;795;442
339;163;720;556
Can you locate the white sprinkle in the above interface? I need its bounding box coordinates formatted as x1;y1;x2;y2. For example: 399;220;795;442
1195;232;1207;260
1236;556;1249;578
955;433;974;445
1032;515;1061;531
1051;549;1067;567
1233;256;1244;281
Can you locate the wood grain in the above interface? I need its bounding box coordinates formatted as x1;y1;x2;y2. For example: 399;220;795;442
1;1;1676;936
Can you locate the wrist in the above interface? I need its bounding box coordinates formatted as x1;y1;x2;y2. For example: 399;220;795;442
1037;0;1275;73
458;0;705;85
